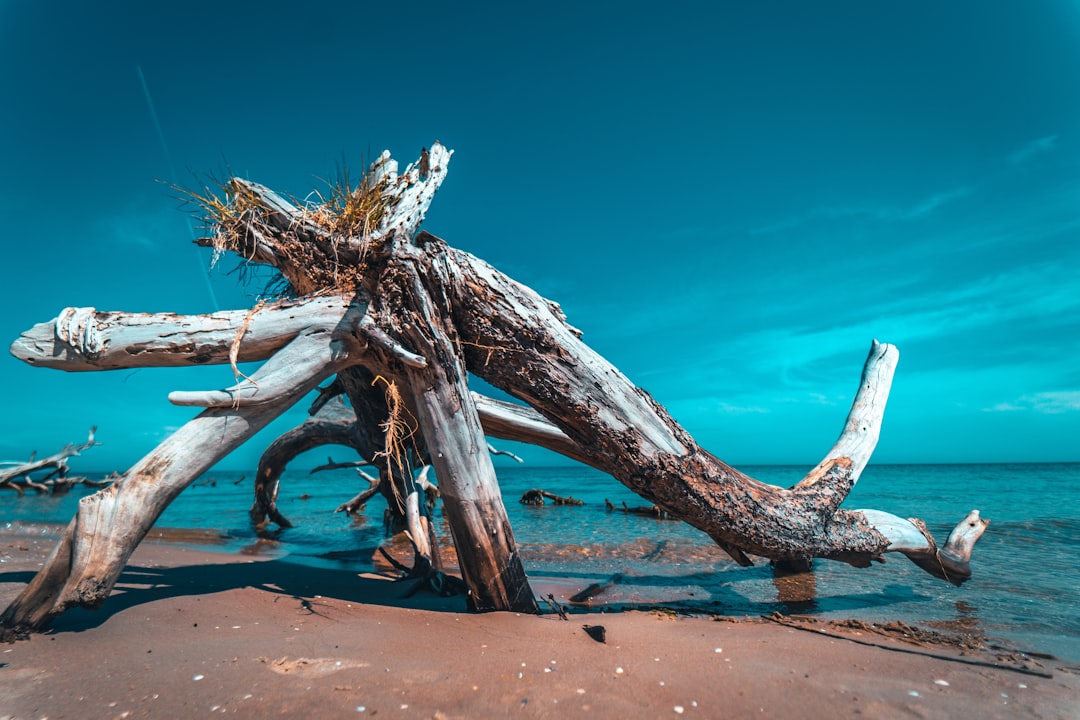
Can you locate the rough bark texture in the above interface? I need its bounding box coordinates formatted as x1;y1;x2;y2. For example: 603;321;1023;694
2;142;988;636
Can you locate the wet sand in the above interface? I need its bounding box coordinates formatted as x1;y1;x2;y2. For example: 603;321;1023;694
1;535;1076;719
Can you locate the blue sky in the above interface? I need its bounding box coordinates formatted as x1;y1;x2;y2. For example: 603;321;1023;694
1;1;1077;471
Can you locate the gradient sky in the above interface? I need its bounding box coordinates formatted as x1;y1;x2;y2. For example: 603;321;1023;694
1;1;1077;472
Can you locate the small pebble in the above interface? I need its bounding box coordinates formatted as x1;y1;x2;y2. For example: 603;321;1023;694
674;706;685;715
355;707;365;713
576;688;586;695
615;667;624;675
908;691;920;697
934;679;949;687
193;675;204;681
714;648;722;653
1018;684;1027;689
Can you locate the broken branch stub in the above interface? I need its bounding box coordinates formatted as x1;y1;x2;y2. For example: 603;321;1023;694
2;142;988;636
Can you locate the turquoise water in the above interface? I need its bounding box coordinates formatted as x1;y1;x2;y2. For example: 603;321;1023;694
3;463;1078;662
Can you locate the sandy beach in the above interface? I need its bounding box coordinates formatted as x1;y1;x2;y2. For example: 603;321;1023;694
1;534;1076;720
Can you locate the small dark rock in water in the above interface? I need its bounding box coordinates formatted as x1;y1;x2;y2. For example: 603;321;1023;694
583;624;606;643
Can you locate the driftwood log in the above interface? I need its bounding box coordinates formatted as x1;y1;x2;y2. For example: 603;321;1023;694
605;499;673;519
1;143;989;637
521;489;584;506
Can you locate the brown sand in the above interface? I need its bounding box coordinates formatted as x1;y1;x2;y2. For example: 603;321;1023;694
1;535;1076;719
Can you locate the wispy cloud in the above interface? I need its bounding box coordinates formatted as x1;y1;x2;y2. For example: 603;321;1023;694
1009;135;1059;165
751;185;971;235
896;186;972;220
96;199;186;250
716;402;770;415
983;391;1080;414
633;255;1080;415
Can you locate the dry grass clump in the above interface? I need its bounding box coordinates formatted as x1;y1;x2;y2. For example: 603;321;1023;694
306;164;393;243
182;160;397;296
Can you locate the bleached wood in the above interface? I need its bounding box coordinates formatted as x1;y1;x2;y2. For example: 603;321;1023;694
941;509;989;563
378;142;453;240
0;338;352;634
10;295;351;371
334;477;381;515
486;443;523;463
167;327;353;408
2;142;992;635
471;393;593;466
795;339;898;496
855;510;934;552
395;259;536;612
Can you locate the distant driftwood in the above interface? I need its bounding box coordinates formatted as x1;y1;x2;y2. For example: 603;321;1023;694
0;428;108;495
2;143;987;638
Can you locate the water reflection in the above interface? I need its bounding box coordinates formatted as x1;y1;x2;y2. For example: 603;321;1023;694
770;560;818;613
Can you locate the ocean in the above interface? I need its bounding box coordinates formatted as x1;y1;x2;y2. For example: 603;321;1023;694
3;463;1078;662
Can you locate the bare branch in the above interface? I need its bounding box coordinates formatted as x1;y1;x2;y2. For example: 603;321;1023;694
10;295;352;372
487;442;523;463
168;326;355;408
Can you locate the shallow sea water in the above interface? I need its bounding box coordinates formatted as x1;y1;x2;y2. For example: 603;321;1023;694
2;463;1077;662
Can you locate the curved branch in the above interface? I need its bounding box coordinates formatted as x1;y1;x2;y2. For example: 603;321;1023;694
251;397;364;528
794;339;898;504
334;476;381;514
167;326;351;408
859;509;990;585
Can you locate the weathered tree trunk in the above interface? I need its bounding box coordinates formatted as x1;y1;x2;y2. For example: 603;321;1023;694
390;256;537;612
2;142;988;637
